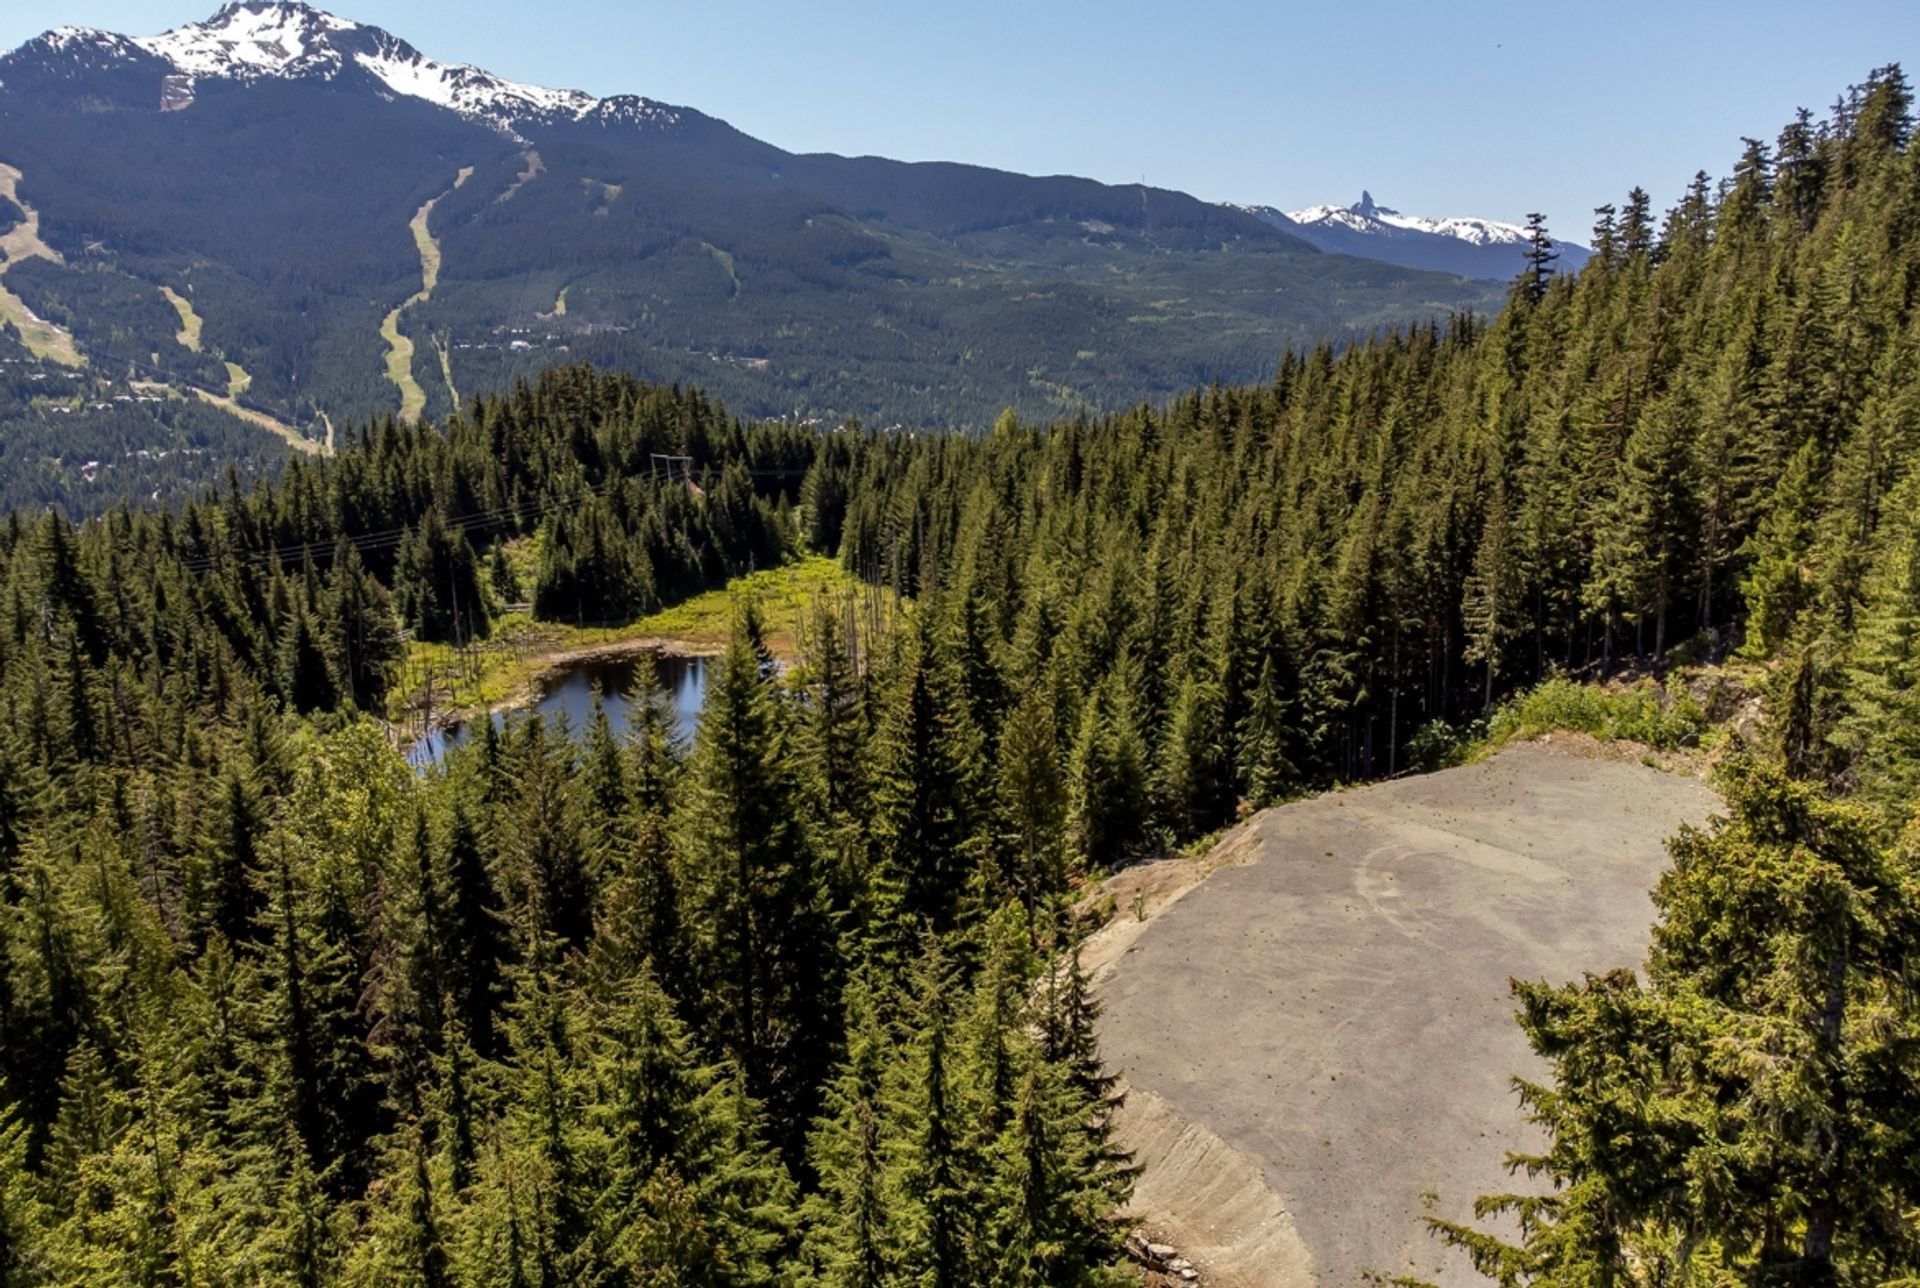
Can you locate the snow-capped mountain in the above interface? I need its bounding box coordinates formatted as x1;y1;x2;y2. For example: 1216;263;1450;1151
1239;192;1591;281
0;0;1500;445
25;1;680;135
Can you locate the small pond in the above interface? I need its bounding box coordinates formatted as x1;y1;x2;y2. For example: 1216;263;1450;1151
407;652;710;770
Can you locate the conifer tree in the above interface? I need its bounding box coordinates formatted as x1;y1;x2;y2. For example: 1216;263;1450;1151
1066;663;1150;867
1741;438;1826;657
1521;213;1558;303
1463;487;1521;706
580;695;630;881
585;961;794;1283
1839;497;1920;812
868;615;981;936
395;508;492;645
796;601;870;926
193;764;264;950
675;603;835;1148
321;541;403;711
1237;653;1294;807
802;970;896;1288
995;685;1066;922
442;800;510;1058
1155;672;1232;841
0;1091;47;1285
489;542;522;607
277;598;338;714
889;943;979;1288
345;1122;454;1288
587;806;686;1008
504;718;593;949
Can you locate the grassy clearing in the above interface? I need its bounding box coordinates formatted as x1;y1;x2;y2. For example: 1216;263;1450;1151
411;166;471;296
0;285;84;366
390;555;863;724
703;243;741;295
161;285;202;351
129;377;321;456
1484;676;1708;752
1395;675;1717;775
223;360;251;399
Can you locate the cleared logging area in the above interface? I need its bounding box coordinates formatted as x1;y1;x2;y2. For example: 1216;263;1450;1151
1096;741;1720;1287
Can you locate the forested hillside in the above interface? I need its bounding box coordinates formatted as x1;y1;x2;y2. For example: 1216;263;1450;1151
0;65;1917;1286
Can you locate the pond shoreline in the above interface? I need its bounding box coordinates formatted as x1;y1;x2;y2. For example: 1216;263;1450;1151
386;555;860;756
396;635;722;760
490;635;720;724
405;647;715;769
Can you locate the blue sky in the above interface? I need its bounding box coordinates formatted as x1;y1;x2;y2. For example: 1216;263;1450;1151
6;0;1915;236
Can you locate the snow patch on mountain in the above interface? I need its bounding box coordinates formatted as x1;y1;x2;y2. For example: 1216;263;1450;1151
139;1;355;76
1286;192;1536;247
351;47;597;126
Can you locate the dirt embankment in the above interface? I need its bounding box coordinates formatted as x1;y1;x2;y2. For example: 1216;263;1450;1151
1094;740;1720;1287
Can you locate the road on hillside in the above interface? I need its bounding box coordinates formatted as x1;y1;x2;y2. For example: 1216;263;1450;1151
1097;741;1720;1287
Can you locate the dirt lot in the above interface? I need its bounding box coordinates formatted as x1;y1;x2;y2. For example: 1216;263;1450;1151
1095;739;1720;1287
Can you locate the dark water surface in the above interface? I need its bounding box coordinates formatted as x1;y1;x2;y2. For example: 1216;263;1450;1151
408;652;710;769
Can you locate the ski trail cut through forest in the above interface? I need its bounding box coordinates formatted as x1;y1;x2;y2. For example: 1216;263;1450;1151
161;285;203;351
0;162;85;367
130;379;325;457
160;285;324;455
382;165;472;423
435;336;459;413
497;148;543;203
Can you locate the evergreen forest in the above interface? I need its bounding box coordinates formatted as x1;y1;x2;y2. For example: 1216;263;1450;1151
0;66;1917;1287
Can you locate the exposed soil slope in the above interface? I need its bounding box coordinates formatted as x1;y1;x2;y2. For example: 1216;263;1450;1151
1097;741;1719;1286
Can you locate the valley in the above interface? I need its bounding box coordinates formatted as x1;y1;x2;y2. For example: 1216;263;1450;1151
0;4;1505;453
0;7;1913;1287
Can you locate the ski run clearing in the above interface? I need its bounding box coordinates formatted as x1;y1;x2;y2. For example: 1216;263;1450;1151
381;165;472;422
0;162;85;367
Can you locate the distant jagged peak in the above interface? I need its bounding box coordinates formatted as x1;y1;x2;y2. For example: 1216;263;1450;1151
1285;193;1542;247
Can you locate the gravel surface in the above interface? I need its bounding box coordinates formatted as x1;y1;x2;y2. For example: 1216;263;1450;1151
1098;741;1721;1287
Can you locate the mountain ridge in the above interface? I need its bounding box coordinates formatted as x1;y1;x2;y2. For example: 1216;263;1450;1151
0;1;1504;513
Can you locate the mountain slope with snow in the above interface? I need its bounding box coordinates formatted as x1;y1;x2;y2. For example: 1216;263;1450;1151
28;1;680;134
1241;191;1591;281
